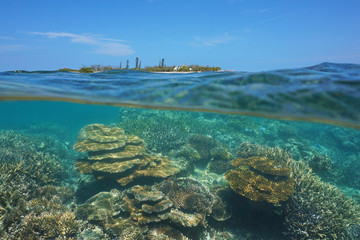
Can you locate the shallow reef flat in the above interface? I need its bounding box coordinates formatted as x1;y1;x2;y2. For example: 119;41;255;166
0;103;360;239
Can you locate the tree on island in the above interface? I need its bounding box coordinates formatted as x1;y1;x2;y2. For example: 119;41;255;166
135;57;139;69
58;57;220;73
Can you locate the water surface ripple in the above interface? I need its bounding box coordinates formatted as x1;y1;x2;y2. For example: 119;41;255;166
1;62;360;127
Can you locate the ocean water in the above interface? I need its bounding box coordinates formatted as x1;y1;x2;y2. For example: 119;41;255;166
0;62;360;239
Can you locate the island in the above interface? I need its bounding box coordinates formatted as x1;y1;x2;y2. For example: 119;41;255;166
58;58;221;73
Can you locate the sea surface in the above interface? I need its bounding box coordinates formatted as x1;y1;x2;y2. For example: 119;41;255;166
0;62;360;239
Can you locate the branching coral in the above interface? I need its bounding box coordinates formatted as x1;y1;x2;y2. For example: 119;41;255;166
1;184;79;239
226;144;295;205
0;149;68;238
73;124;179;186
284;160;360;239
118;109;193;153
304;152;333;173
0;130;80;239
21;211;78;239
0;130;65;185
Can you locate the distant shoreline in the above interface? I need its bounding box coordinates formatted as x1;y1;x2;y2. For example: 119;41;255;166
152;71;204;74
58;64;222;73
60;70;217;74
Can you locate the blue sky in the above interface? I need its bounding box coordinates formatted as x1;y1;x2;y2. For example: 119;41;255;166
0;0;359;71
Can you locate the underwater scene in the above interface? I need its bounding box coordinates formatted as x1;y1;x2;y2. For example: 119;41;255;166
1;62;360;239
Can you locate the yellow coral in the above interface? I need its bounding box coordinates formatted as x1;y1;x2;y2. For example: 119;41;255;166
233;157;292;176
226;155;295;205
73;124;179;186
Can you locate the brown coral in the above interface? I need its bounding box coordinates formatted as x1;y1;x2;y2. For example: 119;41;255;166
207;147;233;174
118;182;211;228
156;178;218;226
73;124;179;186
147;225;189;240
119;185;174;225
76;179;225;238
233;157;292;177
226;148;295;205
209;185;232;221
188;134;217;161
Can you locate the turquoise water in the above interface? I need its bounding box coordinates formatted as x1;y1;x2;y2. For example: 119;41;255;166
2;62;360;127
0;63;360;239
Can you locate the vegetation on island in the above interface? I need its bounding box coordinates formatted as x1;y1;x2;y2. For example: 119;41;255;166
143;64;221;72
58;57;221;73
58;67;97;73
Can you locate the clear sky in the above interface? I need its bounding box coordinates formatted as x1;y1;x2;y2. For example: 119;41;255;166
1;0;359;71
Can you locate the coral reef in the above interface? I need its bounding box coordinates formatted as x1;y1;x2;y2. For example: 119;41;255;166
0;129;71;163
3;106;360;239
75;189;150;239
0;132;68;236
226;144;295;205
73;124;179;186
0;130;82;239
118;108;265;152
284;160;360;239
119;185;176;225
347;225;360;240
20;211;78;239
207;147;233;174
75;191;117;227
77;194;145;239
118;108;192;153
0;130;66;185
170;146;201;163
156;178;218;226
236;142;269;158
188;134;218;161
169;146;203;176
304;152;333;173
0;129;78;189
0;153;63;188
0;183;79;239
75;178;225;239
279;137;314;161
76;224;112;240
115;178;219;228
147;225;189;240
199;228;278;240
209;185;232;221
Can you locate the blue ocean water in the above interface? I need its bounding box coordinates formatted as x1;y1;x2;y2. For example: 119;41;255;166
1;62;360;128
0;62;360;239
